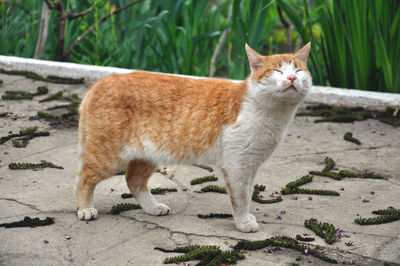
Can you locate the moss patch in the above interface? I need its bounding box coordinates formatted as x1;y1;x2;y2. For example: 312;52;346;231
297;105;400;127
344;132;361;145
37;111;59;119
2;90;33;100
156;245;245;265
1;86;48;100
252;184;283;203
39;91;63;102
111;203;141;214
281;175;339;196
200;185;227;194
8;160;63;170
193;164;214;172
309;157;387;180
121;188;177;199
190;175;218;185
0;216;55;228
233;235;337;263
355;207;400;225
0;127;49;145
304;218;337;244
12;139;29;148
0;68;84;84
197;213;233;219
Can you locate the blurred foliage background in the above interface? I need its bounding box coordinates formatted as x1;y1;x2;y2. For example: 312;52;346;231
0;0;399;92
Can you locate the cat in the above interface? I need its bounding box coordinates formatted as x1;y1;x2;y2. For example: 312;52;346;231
74;43;311;233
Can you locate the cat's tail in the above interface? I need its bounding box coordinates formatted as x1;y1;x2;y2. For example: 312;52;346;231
74;99;88;197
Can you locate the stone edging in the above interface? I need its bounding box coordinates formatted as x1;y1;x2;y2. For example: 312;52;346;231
1;55;399;110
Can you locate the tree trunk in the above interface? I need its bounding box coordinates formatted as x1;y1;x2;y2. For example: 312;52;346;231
34;2;51;59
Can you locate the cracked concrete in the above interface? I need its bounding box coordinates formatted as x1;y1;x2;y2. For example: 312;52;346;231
0;71;400;266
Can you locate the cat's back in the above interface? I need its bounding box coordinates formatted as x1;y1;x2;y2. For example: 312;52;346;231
79;71;247;159
84;71;238;101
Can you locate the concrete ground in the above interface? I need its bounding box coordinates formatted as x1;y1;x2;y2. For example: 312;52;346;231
0;72;399;266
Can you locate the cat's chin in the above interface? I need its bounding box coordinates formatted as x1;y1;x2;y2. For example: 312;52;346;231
283;85;297;91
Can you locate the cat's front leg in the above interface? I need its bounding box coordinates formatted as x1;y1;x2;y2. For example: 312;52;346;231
221;167;259;233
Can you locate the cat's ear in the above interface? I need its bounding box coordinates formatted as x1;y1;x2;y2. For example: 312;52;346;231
245;43;263;73
295;42;311;62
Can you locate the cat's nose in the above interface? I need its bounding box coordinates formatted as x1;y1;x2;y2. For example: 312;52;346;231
287;74;297;83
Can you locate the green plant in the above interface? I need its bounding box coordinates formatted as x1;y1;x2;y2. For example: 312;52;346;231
111;203;141;214
279;0;400;92
234;235;337;263
304;218;336;244
190;175;218;185
355;208;400;225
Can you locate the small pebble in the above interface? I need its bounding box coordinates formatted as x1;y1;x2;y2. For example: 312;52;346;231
65;235;71;240
296;256;302;261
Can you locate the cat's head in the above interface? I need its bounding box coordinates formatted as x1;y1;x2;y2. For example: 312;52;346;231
245;43;312;106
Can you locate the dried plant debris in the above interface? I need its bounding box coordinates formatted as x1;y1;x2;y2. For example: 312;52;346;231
234;236;337;264
2;90;33;100
8;160;63;170
151;188;178;194
322;157;336;173
111;203;141;214
156;245;245;265
297;105;400;126
37;111;59;119
0;127;49;145
281;175;339;196
338;170;386;179
200;185;227;194
296;234;315;242
191;175;218;185
197;213;233;219
0;112;9;117
0;68;84;84
252;184;283;203
310;157;387;180
12;139;29;148
343;132;361;145
0;79;3;84
121;188;177;199
120;193;133;199
355;207;400;225
193;164;214;172
309;171;342;180
1;86;48;100
304;218;341;245
0;216;55;228
38;93;81;121
39;91;63;102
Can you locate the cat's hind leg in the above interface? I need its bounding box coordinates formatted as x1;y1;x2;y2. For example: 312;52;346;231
125;159;170;216
75;163;108;221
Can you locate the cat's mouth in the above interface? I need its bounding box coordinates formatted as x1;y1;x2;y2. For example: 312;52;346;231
284;85;297;91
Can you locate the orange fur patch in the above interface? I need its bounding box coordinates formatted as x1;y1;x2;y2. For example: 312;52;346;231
252;54;309;81
125;159;156;196
221;168;238;211
80;72;247;160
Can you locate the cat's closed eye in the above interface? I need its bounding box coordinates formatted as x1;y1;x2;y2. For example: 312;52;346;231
273;69;283;74
295;69;303;73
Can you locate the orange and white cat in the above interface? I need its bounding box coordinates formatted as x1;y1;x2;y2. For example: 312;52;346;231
74;43;311;232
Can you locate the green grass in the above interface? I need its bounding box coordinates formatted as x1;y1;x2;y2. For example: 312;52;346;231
1;0;398;92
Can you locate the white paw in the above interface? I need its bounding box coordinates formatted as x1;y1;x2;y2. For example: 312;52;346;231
249;213;256;222
235;218;259;233
77;207;98;221
145;203;171;216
